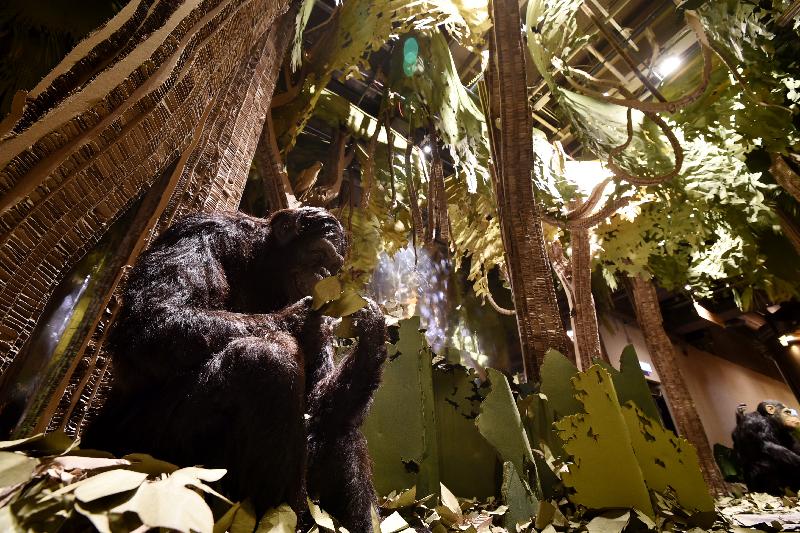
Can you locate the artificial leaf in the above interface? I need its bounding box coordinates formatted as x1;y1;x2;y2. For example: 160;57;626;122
72;469;148;502
313;277;343;311
0;432;73;455
621;403;715;515
380;511;410;533
381;487;417;510
118;478;214;533
436;483;463;525
308;499;337;530
0;452;37;488
596;345;661;423
585;510;630;533
540;349;582;419
433;365;497;499
229;500;257;533
49;456;128;471
362;317;439;498
500;462;538;530
320;290;367;318
122;453;179;475
256;504;297;533
476;369;536;487
554;365;653;517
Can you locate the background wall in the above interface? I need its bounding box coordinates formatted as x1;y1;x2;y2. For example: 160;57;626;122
598;314;797;447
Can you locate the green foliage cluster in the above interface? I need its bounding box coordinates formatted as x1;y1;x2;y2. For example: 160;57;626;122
390;31;491;193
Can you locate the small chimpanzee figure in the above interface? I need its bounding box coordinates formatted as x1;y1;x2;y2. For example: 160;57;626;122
732;400;800;494
83;207;387;532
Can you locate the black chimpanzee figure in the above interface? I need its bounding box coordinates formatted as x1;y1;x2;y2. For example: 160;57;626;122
83;207;387;532
732;400;800;494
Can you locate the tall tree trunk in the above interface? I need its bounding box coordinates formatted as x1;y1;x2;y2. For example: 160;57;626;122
253;111;296;212
487;0;569;381
571;229;604;368
0;0;296;434
628;276;725;494
771;153;800;203
775;205;800;255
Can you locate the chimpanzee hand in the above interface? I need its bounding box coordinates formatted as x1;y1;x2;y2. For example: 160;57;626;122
349;298;386;347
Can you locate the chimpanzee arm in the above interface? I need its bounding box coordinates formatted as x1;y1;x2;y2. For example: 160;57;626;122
306;300;387;435
112;214;300;378
763;440;800;468
742;415;800;468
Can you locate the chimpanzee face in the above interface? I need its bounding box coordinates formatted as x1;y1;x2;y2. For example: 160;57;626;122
269;208;346;302
763;402;800;429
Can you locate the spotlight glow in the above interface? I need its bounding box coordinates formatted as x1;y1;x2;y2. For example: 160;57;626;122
657;55;682;78
422;145;432;154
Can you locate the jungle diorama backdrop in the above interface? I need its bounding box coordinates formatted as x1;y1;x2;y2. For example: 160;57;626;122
1;0;800;531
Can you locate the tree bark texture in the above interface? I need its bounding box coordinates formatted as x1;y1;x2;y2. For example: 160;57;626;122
628;276;726;494
488;0;569;381
253;111;296;212
771;153;800;203
570;229;604;369
0;0;295;434
775;205;800;256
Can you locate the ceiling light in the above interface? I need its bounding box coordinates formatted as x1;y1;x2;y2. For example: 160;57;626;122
422;144;432;154
779;335;799;347
656;55;682;78
639;361;653;374
566;329;574;339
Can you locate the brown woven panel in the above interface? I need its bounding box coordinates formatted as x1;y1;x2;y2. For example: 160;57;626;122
628;276;725;493
0;0;292;380
570;228;603;369
46;4;294;438
488;0;569;381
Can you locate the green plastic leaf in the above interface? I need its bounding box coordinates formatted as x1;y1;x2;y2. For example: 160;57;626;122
122;453;179;475
380;511;410;533
0;432;73;455
320;289;367;318
313;277;343;311
256;504;297;533
476;369;536;491
621;403;715;515
433;365;497;499
229;501;257;533
596;345;661;423
500;462;538;530
73;469;148;503
290;0;315;71
308;499;337;530
540;349;582;419
554;365;653;517
436;483;463;525
213;502;241;533
585;510;631;533
363;317;439;498
0;452;37;488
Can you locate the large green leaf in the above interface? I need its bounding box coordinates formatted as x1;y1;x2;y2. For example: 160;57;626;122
555;365;654;517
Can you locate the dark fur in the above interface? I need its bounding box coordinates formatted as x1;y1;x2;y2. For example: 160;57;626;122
732;400;800;494
83;208;387;532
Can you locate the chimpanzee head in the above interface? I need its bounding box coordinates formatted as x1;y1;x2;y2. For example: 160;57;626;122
268;207;347;302
757;400;800;429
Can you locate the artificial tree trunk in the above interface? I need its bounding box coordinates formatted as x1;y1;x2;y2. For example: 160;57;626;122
253;111;297;212
628;276;726;493
570;229;604;369
0;0;296;435
775;205;800;255
771;153;800;203
487;0;570;381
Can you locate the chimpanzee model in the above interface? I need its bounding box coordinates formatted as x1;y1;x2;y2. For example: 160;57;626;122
732;400;800;494
83;207;387;532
